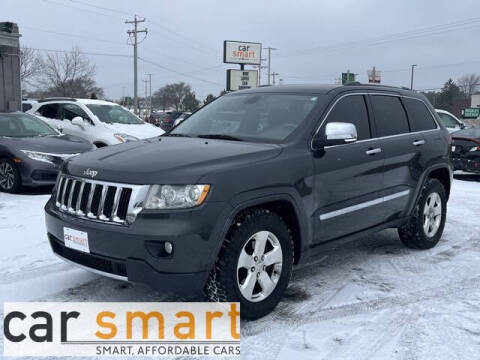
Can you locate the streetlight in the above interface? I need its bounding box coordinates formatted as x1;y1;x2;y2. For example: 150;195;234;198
410;64;417;90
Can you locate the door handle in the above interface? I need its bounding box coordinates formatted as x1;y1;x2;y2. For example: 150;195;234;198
366;148;382;155
412;139;425;146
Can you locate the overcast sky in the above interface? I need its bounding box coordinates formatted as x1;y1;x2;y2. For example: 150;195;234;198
4;0;480;100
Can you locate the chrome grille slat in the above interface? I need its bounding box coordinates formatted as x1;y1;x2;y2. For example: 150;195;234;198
76;182;85;215
67;180;77;212
54;174;149;226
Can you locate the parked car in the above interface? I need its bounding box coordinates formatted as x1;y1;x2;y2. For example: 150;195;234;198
451;127;480;173
45;84;452;319
0;112;93;193
173;112;192;127
436;109;465;133
159;111;183;131
27;98;164;147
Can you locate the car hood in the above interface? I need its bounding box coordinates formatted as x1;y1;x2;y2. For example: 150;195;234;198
66;137;282;184
1;134;93;154
101;122;164;139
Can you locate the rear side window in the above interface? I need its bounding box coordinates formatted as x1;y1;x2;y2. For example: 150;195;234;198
22;103;32;112
324;95;371;140
37;103;59;119
371;95;409;137
403;98;437;131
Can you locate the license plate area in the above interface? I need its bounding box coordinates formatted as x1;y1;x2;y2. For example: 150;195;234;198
63;227;90;253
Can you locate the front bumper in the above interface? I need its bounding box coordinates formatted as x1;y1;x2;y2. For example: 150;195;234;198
18;159;59;186
45;198;231;295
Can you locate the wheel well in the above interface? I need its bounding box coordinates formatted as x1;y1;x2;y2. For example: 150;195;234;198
428;167;451;200
230;200;302;265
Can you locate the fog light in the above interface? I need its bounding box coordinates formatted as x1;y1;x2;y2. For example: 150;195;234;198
164;241;173;255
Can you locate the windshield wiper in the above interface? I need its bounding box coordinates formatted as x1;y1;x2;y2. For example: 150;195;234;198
162;133;191;138
197;134;244;141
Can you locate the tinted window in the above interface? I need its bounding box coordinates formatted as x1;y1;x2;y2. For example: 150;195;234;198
22;103;32;112
61;104;89;121
437;112;460;128
404;98;437;131
37;103;59;119
371;95;409;137
0;113;57;137
324;95;371;140
172;94;319;142
87;104;144;124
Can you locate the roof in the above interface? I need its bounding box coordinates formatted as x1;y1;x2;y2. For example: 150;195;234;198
36;98;116;106
232;83;416;96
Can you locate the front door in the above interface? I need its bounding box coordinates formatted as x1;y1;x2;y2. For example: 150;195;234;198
312;93;385;244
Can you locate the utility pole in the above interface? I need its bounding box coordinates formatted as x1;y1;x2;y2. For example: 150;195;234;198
410;64;417;90
271;72;280;85
265;47;277;86
126;15;147;115
146;73;153;116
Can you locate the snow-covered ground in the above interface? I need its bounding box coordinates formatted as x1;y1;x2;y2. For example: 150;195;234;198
1;174;479;359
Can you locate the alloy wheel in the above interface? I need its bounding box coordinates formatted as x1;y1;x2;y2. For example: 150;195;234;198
0;162;15;190
236;231;283;302
423;192;442;238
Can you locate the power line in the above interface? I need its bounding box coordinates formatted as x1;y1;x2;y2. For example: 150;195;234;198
138;57;222;86
23;46;131;58
280;17;480;58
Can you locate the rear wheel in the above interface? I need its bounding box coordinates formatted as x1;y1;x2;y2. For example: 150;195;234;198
205;209;293;320
0;159;21;193
398;179;447;249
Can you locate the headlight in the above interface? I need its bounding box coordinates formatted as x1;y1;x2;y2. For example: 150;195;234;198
114;133;139;143
20;150;77;164
144;185;210;209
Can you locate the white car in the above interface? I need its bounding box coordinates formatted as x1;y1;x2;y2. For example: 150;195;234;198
435;109;465;133
27;98;164;147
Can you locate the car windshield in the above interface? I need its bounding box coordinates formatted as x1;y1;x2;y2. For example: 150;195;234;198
170;93;319;142
86;104;144;124
453;128;480;139
0;113;58;137
437;112;460;128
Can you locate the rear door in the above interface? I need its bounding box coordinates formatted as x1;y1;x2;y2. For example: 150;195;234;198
312;93;385;244
369;94;427;221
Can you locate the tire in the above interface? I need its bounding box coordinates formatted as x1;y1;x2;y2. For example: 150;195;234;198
0;158;21;193
205;209;294;320
398;179;447;250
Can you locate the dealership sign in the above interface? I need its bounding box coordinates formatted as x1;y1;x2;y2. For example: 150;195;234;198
226;70;258;91
223;41;262;65
3;302;240;357
462;107;480;118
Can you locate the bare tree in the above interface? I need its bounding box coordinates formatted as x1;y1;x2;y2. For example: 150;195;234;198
457;73;480;97
20;47;43;88
39;47;97;97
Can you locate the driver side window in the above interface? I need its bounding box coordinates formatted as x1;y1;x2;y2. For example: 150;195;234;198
61;104;89;122
323;95;371;141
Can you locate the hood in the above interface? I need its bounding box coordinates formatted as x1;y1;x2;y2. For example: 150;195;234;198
1;134;93;154
101;122;164;139
66;137;282;184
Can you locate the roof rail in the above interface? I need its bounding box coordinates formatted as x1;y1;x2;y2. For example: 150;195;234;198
37;97;78;103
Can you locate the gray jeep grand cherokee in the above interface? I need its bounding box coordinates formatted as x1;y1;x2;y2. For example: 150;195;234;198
45;84;452;319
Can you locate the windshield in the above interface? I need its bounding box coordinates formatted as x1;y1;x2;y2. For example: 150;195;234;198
171;93;319;142
87;104;144;124
0;113;58;137
453;128;480;139
437;112;460;128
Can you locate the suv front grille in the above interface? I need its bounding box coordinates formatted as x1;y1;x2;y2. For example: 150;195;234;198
55;174;148;225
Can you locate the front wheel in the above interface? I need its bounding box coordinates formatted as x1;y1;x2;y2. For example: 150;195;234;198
205;209;293;320
398;179;447;249
0;158;21;193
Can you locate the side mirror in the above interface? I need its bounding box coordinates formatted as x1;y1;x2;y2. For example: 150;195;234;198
313;122;358;149
71;116;85;128
56;125;64;133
